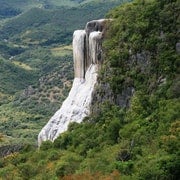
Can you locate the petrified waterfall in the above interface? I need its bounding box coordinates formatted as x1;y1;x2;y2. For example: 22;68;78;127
38;19;107;145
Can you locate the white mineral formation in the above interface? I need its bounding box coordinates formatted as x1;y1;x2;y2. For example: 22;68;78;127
38;19;107;146
73;30;86;79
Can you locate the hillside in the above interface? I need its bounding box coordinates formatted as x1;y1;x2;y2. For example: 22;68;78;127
0;1;128;43
0;0;179;179
0;0;128;146
0;0;128;20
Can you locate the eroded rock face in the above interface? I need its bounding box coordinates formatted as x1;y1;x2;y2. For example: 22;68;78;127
38;19;107;146
85;19;107;36
89;31;103;64
85;19;107;72
73;30;86;79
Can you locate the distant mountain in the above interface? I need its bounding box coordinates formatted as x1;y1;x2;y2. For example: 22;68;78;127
0;0;179;179
0;0;128;44
0;0;128;19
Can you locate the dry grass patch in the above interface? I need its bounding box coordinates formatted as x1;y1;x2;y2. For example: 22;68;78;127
51;45;72;57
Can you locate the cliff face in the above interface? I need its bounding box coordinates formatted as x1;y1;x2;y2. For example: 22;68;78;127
38;19;107;145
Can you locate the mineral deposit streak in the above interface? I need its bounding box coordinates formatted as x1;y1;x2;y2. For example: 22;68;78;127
38;19;107;146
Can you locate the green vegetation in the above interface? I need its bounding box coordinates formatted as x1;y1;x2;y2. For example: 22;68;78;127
0;58;37;94
0;0;123;17
0;0;127;44
0;0;126;146
0;0;179;179
0;0;126;19
0;51;73;146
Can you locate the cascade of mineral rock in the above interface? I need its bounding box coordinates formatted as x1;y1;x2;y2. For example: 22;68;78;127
38;19;107;146
73;30;86;79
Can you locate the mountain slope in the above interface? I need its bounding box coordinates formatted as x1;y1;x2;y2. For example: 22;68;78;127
0;0;128;146
0;0;179;179
0;0;127;19
0;0;128;44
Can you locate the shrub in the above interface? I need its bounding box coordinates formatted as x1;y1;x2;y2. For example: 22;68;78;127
40;140;53;150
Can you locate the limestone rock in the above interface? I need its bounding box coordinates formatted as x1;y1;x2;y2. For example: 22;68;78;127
38;19;108;146
85;19;107;36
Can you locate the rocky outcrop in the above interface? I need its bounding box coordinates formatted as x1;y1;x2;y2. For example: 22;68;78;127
38;19;108;146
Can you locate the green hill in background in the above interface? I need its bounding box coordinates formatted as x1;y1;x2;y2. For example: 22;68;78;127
0;0;128;19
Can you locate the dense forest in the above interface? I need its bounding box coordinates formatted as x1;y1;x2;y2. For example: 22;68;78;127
0;0;179;179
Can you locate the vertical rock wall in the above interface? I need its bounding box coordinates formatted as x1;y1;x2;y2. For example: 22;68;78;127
38;19;107;146
73;30;86;79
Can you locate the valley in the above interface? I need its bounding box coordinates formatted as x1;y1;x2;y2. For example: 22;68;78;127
0;0;179;179
0;0;127;146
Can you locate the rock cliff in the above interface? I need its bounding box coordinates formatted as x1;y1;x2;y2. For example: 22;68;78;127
38;19;107;145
